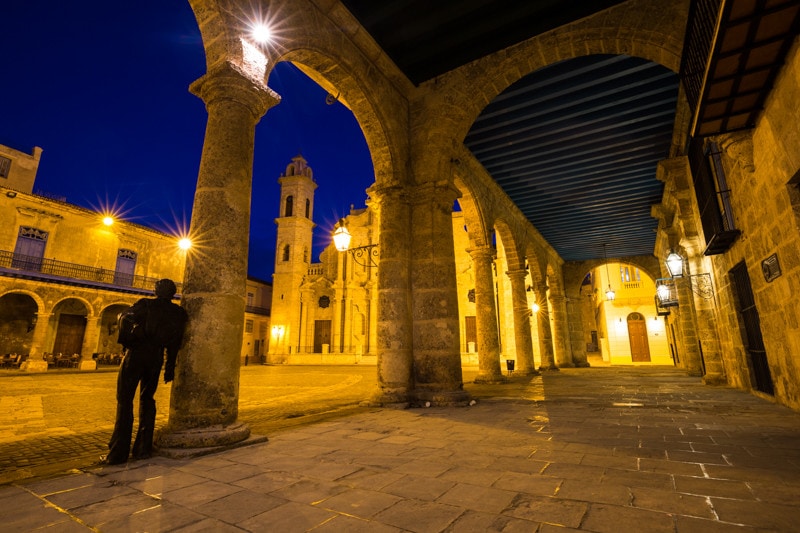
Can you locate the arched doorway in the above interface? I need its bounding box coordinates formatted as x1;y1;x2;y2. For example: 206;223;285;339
0;293;37;355
627;312;651;362
51;299;89;357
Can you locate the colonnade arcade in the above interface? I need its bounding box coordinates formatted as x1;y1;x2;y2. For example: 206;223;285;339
165;0;691;450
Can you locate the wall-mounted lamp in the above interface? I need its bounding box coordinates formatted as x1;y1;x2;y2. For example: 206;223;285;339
531;302;541;313
271;325;284;337
665;251;684;277
662;251;713;300
655;278;679;311
333;219;379;267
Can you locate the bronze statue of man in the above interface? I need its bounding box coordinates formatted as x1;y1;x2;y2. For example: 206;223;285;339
102;278;188;464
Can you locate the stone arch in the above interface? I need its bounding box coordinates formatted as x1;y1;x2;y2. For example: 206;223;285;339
564;255;661;300
99;300;134;314
453;176;490;248
493;219;525;272
187;1;409;188
51;295;93;318
545;262;561;294
273;53;403;188
429;0;688;146
0;289;45;313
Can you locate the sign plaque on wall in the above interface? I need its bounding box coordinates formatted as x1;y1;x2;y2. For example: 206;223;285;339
761;253;781;283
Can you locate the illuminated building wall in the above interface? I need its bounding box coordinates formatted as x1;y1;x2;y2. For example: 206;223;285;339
0;142;270;370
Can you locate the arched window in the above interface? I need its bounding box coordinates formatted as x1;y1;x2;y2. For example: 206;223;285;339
284;195;293;217
282;244;290;261
305;198;310;218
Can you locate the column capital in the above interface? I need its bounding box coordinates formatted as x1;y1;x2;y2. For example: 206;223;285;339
409;181;460;211
466;245;496;262
367;183;410;207
190;62;280;120
506;268;528;283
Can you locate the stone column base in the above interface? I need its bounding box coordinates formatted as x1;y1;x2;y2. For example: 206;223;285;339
156;422;253;451
412;389;471;407
539;364;561;371
157;433;268;459
514;368;541;376
702;373;727;385
20;360;48;372
473;372;508;384
79;360;97;371
363;387;410;409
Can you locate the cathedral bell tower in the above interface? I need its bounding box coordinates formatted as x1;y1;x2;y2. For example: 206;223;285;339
268;154;317;361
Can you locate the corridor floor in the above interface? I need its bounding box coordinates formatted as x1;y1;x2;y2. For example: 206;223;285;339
2;366;799;532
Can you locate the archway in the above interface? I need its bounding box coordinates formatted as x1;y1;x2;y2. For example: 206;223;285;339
0;293;38;356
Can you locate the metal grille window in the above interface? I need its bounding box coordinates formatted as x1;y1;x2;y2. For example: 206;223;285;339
0;156;11;178
245;319;254;333
730;261;773;395
12;226;48;270
114;249;137;286
689;138;741;254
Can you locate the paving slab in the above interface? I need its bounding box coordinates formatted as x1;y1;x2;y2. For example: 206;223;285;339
1;366;800;532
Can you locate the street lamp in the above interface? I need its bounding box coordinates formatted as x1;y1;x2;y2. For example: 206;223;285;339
332;219;379;267
332;219;352;252
659;250;714;300
665;251;684;277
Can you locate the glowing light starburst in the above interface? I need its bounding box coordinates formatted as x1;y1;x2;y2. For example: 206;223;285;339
251;24;272;43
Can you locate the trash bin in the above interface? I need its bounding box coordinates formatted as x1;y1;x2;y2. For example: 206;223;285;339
506;359;515;373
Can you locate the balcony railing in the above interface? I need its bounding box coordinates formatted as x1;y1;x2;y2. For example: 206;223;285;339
0;250;182;294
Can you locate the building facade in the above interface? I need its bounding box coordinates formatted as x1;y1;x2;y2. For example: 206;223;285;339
0;143;270;370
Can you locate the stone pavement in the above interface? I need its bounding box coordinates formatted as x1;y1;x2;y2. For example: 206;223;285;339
2;366;800;532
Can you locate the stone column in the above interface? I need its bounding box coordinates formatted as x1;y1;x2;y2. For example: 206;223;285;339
687;258;725;384
549;292;574;368
160;62;278;449
79;316;100;370
299;288;314;354
507;269;538;375
409;181;469;405
23;312;51;372
675;278;704;377
566;296;590;367
468;245;504;383
535;282;558;371
369;184;414;406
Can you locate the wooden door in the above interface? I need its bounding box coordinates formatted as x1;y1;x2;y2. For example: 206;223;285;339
313;320;331;353
628;313;651;362
53;314;86;355
464;316;476;351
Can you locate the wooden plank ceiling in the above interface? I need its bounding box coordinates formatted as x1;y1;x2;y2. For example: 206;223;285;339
339;0;799;262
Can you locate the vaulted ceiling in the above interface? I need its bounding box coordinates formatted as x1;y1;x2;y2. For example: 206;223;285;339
339;0;799;262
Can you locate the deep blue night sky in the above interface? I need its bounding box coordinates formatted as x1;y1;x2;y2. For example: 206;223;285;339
0;1;374;282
